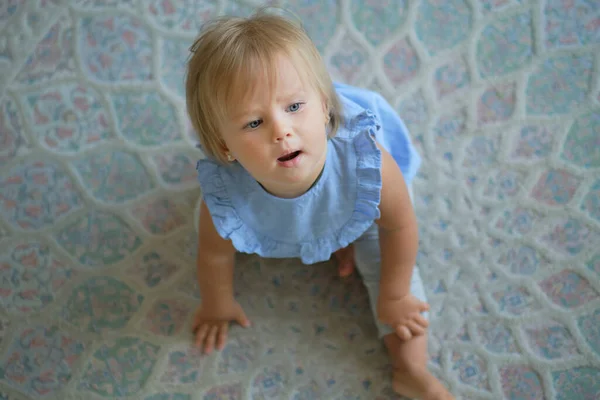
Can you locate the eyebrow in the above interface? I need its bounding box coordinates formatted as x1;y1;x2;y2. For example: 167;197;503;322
233;88;306;121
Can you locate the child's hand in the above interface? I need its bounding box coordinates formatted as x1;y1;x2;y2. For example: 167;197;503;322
377;294;429;341
192;299;250;354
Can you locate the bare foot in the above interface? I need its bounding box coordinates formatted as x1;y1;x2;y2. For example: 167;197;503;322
392;369;454;400
333;245;355;277
384;334;454;400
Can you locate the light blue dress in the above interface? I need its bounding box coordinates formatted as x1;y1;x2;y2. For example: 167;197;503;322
195;82;427;337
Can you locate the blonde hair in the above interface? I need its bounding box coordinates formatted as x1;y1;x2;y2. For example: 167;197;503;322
185;8;342;164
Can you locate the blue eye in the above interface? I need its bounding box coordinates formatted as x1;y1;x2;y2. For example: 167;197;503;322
287;102;302;112
246;119;262;129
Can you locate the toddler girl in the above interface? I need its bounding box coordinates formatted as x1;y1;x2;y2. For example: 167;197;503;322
186;10;453;400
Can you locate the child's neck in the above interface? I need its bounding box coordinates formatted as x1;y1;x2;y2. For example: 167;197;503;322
258;161;326;199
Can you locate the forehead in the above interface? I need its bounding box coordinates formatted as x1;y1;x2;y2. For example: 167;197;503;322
225;53;314;113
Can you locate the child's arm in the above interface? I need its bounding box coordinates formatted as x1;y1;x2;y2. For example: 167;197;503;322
197;200;236;299
193;200;250;353
375;144;429;339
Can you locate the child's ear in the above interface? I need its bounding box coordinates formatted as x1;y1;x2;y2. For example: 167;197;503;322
219;141;232;160
322;100;330;122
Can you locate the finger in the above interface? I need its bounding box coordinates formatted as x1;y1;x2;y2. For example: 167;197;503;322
216;322;228;351
236;312;251;328
396;325;412;341
418;301;430;313
406;320;426;336
204;325;219;354
413;313;429;329
194;324;209;348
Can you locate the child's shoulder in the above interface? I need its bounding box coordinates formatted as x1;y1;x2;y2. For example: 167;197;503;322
333;82;399;134
334;82;390;117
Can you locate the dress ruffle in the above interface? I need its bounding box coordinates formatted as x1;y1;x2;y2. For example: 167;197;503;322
195;110;383;264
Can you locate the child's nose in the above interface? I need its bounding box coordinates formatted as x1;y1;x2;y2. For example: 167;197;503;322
272;120;292;142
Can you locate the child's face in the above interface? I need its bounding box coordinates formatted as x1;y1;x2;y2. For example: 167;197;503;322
220;54;329;199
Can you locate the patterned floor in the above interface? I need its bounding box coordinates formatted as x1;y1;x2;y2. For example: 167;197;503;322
1;0;599;399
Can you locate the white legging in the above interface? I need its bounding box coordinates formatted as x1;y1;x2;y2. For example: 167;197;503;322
194;185;428;338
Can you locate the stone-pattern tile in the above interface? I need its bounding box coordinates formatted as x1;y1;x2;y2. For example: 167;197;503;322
0;325;85;398
0;96;25;166
543;0;600;49
433;108;467;148
202;383;243;399
152;150;198;188
78;15;152;82
159;37;189;98
508;124;555;164
0;316;10;347
146;0;217;32
223;0;258;17
329;34;368;85
492;285;542;315
0;161;84;230
538;270;599;308
382;38;419;88
477;11;533;77
143;298;192;337
126;249;180;289
537;218;599;257
71;149;154;203
130;197;187;235
78;337;160;397
250;365;290;398
577;309;600;356
523;319;581;360
477;83;516;125
350;0;408;47
111;92;181;146
415;0;472;55
561;111;600;169
481;168;523;202
62;276;144;333
493;207;541;237
496;244;547;276
145;394;191;400
450;351;491;392
1;1;598;400
552;367;600;400
476;320;519;354
0;1;25;30
159;347;207;385
581;179;600;222
216;336;260;376
526;53;593;115
73;0;136;8
16;15;76;84
21;83;112;153
0;241;74;314
499;365;545;400
55;210;142;267
282;0;338;53
530;169;581;206
433;57;470;99
398;89;428;131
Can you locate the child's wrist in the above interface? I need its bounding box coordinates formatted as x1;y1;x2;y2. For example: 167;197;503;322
199;283;234;302
378;280;411;300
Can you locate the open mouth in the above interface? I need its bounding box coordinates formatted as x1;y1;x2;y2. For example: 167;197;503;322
277;151;301;162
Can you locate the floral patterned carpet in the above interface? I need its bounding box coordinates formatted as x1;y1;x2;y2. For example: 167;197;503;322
1;0;599;399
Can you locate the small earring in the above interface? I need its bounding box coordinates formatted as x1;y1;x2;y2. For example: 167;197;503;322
226;153;234;162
